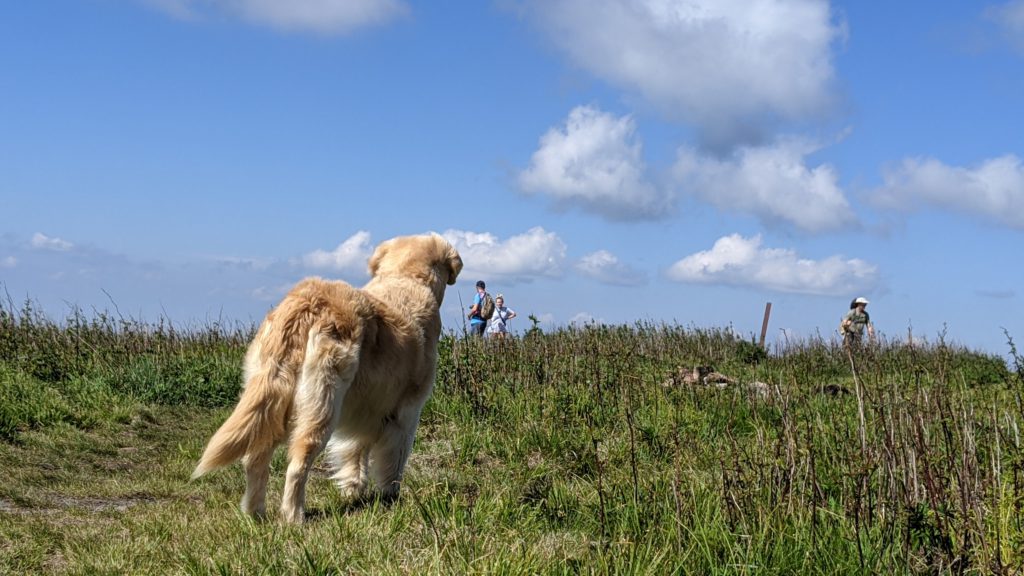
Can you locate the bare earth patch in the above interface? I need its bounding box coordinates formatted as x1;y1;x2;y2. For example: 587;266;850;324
0;493;164;514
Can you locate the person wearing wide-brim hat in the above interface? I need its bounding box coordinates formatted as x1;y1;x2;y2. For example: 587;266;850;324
840;296;875;346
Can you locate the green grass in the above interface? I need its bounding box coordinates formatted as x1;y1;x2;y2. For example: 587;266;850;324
1;299;1023;574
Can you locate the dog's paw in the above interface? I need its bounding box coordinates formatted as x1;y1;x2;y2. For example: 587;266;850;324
280;504;305;525
330;468;369;500
241;495;267;519
374;481;401;504
334;479;368;501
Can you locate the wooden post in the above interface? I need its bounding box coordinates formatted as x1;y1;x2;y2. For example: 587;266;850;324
759;302;772;348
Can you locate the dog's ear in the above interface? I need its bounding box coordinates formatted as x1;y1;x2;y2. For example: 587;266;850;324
429;233;462;285
446;251;463;286
368;239;392;278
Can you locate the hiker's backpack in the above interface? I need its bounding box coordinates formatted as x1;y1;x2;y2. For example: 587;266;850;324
480;293;495;321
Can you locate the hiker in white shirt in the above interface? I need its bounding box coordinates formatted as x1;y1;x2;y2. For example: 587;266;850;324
486;294;516;339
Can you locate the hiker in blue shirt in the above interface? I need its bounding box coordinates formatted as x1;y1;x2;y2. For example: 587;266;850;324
467;280;488;337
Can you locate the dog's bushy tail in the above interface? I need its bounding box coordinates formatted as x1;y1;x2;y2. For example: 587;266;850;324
192;364;293;480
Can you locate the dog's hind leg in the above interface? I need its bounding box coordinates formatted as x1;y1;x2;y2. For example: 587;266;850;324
241;449;274;518
280;329;360;524
238;339;276;518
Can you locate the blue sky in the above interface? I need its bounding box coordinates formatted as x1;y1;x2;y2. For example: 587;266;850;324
2;0;1022;356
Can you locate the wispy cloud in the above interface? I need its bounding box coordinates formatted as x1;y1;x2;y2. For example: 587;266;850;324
300;230;374;276
30;233;74;252
2;230;386;322
975;288;1016;299
442;227;567;285
211;256;276;272
145;0;410;34
672;137;855;233
666;234;878;295
575;250;647;286
568;312;603;327
870;154;1024;229
519;106;670;221
251;283;295;302
143;0;198;20
986;1;1024;54
522;0;843;149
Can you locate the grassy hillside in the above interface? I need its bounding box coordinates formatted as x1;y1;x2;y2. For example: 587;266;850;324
1;300;1022;574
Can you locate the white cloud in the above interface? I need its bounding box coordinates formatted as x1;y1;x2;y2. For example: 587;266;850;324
523;0;843;148
1;256;16;268
31;233;74;252
672;137;855;233
146;0;409;34
575;250;647;286
301;231;374;275
519;106;669;220
442;227;567;284
666;234;878;295
871;154;1024;229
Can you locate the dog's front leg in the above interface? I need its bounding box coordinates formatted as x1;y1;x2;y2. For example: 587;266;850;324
326;435;369;500
367;404;424;501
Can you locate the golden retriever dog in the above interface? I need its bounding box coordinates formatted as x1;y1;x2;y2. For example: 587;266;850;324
192;233;462;523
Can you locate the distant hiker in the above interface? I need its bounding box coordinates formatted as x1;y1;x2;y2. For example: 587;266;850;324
467;280;490;337
486;294;517;339
840;296;875;347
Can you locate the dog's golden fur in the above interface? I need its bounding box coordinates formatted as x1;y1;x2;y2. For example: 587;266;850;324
192;234;462;523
